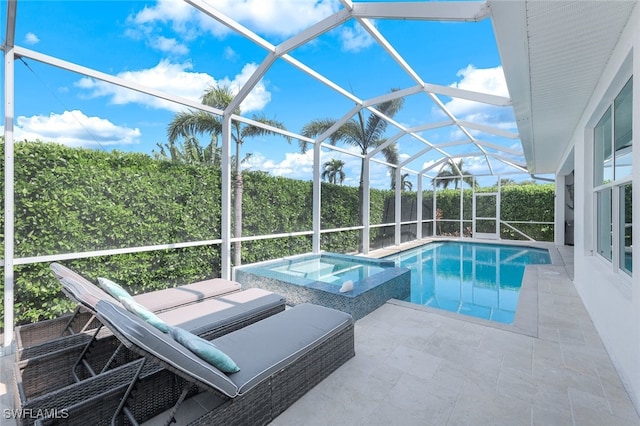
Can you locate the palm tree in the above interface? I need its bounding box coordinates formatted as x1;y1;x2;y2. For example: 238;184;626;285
300;89;404;248
432;159;474;189
154;137;252;170
153;136;221;166
321;159;346;184
401;173;413;191
167;85;289;266
390;169;413;191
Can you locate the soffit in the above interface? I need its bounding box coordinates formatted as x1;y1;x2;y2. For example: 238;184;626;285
490;0;636;174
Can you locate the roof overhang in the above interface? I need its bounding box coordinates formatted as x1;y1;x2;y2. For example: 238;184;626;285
489;0;636;174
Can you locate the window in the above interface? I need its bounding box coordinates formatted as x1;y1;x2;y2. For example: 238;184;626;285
597;188;612;260
594;106;612;185
620;183;632;274
614;80;633;180
594;77;632;276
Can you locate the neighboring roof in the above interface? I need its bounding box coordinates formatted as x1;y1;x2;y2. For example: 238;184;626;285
490;0;636;174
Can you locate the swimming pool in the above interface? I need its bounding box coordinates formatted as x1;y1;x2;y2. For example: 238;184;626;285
384;241;551;324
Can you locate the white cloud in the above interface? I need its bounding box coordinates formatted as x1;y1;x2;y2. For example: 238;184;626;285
150;36;189;55
452;65;509;97
339;23;375;52
13;110;141;147
125;11;189;56
24;32;40;45
461;155;490;174
127;0;370;52
129;0;339;40
126;0;377;56
224;46;238;61
444;65;514;126
244;150;315;177
219;63;272;112
437;65;517;143
130;0;212;39
421;159;438;173
75;60;270;113
244;146;395;189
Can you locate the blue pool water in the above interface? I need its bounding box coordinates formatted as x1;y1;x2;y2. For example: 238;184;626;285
270;256;387;285
384;242;551;324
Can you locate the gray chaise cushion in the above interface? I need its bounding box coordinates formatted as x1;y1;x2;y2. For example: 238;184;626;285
51;262;242;314
95;301;353;399
214;303;353;395
51;263;118;309
95;300;240;397
157;289;284;336
51;262;285;340
133;278;241;312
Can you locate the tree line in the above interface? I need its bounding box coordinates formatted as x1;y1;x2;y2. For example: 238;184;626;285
157;85;502;260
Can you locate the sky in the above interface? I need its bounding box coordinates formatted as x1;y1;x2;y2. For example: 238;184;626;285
0;0;530;190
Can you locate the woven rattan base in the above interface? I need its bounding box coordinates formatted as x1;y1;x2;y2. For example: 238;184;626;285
13;305;286;425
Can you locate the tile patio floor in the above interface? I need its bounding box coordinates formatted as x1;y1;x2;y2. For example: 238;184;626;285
1;243;638;425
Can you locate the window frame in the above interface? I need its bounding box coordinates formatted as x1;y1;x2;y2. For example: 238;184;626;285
592;76;633;277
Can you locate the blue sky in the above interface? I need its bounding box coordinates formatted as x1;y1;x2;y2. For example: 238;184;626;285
1;0;524;189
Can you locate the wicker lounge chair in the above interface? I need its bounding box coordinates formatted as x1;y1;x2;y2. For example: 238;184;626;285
14;288;288;426
13;266;288;426
90;299;355;425
15;263;243;361
16;263;285;379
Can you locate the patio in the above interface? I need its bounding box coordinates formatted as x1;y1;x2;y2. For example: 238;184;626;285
156;243;639;425
183;244;640;425
4;243;636;425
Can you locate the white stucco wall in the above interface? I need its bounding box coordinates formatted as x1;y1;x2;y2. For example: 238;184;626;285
566;5;640;411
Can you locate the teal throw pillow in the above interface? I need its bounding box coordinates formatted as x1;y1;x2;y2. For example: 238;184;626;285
120;296;170;333
169;326;240;373
98;277;134;303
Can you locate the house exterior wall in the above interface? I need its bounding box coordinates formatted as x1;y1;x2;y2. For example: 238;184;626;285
567;5;640;411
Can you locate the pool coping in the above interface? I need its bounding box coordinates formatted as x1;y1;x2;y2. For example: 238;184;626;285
367;237;564;337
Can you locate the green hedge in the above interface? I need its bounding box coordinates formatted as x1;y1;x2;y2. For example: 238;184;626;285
430;186;554;240
0;141;226;328
0;141;555;329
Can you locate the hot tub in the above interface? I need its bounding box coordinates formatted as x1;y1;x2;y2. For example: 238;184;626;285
233;253;410;320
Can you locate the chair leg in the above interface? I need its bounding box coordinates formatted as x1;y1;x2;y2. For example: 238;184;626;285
162;382;196;426
100;342;126;374
61;306;83;336
78;313;98;334
112;358;146;426
72;324;103;382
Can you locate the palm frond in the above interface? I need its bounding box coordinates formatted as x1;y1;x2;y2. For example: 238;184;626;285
381;140;398;165
201;85;237;113
167;111;221;143
338;120;366;152
241;114;290;142
300;118;338;153
364;91;404;146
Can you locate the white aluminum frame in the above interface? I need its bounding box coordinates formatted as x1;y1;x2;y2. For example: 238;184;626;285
0;0;543;353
